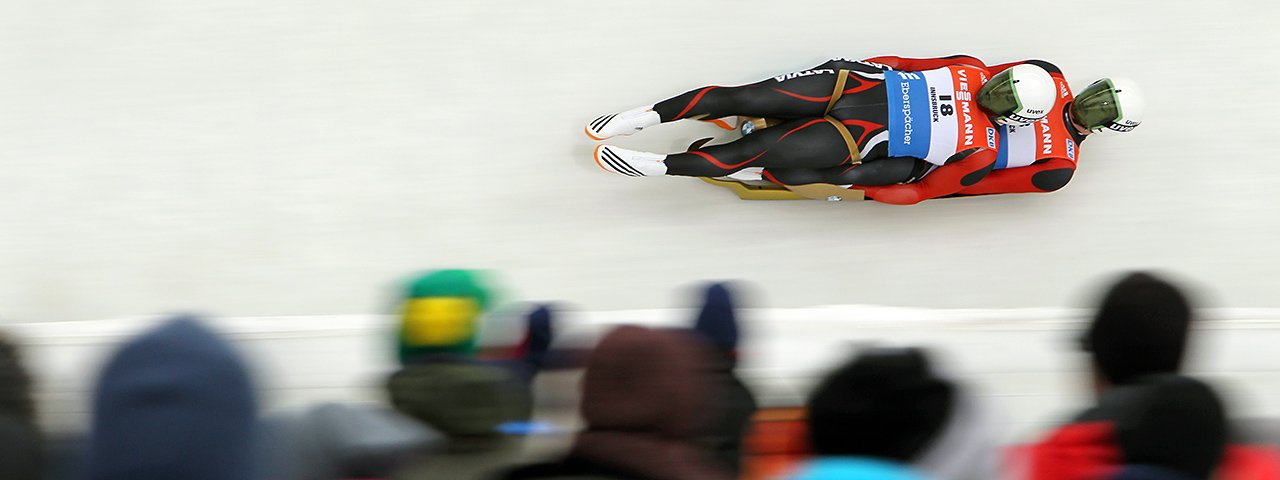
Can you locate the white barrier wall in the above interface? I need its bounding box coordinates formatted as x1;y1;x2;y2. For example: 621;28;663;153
10;307;1280;443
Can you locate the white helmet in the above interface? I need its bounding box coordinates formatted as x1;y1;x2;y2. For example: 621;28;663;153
1072;77;1145;133
977;63;1056;126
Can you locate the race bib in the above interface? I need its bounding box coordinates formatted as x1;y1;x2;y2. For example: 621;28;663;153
886;66;993;166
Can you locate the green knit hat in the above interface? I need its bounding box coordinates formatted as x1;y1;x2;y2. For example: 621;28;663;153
396;269;494;363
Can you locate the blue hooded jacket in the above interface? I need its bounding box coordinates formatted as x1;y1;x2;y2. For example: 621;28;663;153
84;316;258;480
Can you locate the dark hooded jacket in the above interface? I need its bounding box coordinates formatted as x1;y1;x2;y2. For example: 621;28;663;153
83;316;259;480
502;325;732;480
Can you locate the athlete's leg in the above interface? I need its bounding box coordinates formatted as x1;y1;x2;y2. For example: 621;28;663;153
763;157;926;186
652;72;839;123
661;118;851;177
654;58;886;121
588;60;885;140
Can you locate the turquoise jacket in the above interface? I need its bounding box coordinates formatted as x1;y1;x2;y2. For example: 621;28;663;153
786;457;930;480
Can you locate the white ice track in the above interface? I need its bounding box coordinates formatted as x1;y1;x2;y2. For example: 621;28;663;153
3;0;1280;437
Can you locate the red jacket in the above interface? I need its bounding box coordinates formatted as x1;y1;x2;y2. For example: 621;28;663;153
1006;421;1280;480
854;55;1000;205
958;60;1086;198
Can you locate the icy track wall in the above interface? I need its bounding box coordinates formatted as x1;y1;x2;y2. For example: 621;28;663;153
2;3;1280;318
11;308;1280;441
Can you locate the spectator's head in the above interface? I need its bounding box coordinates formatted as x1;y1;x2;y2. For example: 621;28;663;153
693;282;741;359
572;325;730;480
396;269;494;364
806;347;955;463
1104;374;1227;479
579;325;710;438
84;316;258;480
1082;272;1194;391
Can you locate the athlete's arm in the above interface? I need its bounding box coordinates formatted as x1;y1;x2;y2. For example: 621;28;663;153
864;54;986;71
762;157;924;187
859;149;996;205
956;158;1076;196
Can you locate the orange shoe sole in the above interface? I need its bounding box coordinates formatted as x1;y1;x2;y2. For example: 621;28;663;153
584;126;606;141
592;144;607;172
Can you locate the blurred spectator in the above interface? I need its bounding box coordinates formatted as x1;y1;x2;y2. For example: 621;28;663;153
389;269;533;422
1012;374;1230;480
737;356;997;480
1006;271;1280;479
0;332;42;480
1081;272;1194;394
260;402;443;480
784;346;954;480
395;270;554;381
386;270;536;479
499;325;732;480
82;316;258;480
690;282;759;476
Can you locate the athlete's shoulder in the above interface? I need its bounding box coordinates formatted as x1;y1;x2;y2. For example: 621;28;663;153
863;54;988;71
938;54;986;68
1021;59;1064;75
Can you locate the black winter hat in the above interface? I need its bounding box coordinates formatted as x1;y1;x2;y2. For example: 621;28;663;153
806;347;955;462
1082;272;1193;386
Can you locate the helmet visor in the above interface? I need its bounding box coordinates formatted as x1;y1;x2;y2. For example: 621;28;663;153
1073;79;1122;131
976;69;1021;118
